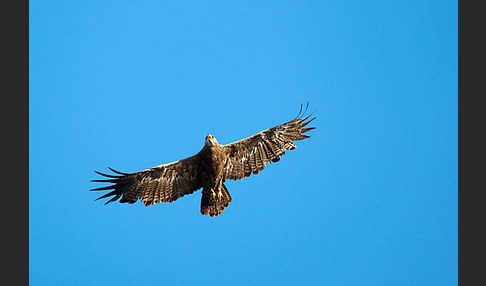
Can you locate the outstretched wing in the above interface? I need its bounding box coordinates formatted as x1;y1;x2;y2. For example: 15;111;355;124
91;154;202;206
222;105;316;181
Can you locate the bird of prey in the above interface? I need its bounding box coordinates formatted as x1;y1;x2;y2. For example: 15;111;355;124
91;104;316;217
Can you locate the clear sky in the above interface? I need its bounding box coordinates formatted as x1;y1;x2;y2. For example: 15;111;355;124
30;1;457;285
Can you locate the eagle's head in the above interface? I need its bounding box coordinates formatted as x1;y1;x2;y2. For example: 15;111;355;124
205;134;219;146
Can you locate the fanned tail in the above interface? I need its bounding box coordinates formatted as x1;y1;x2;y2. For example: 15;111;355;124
200;183;232;217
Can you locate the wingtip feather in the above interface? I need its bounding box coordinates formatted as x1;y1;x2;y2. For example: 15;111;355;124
104;194;121;205
302;127;316;133
90;185;117;191
91;179;118;183
94;170;121;178
301;117;316;127
108;167;130;176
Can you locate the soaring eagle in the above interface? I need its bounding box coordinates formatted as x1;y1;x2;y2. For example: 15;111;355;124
91;105;316;217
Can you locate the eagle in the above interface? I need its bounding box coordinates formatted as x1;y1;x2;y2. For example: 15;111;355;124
91;105;316;217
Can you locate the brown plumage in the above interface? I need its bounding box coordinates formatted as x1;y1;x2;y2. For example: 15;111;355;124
91;104;316;217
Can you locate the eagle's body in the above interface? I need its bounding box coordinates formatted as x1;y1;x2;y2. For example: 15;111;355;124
199;138;226;188
198;139;233;216
91;105;316;217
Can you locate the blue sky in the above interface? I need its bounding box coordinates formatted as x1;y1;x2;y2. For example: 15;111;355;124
30;1;457;285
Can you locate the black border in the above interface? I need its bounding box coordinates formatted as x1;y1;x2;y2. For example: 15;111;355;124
3;0;28;285
459;0;486;285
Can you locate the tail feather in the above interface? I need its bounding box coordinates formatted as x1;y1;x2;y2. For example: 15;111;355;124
200;183;232;217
